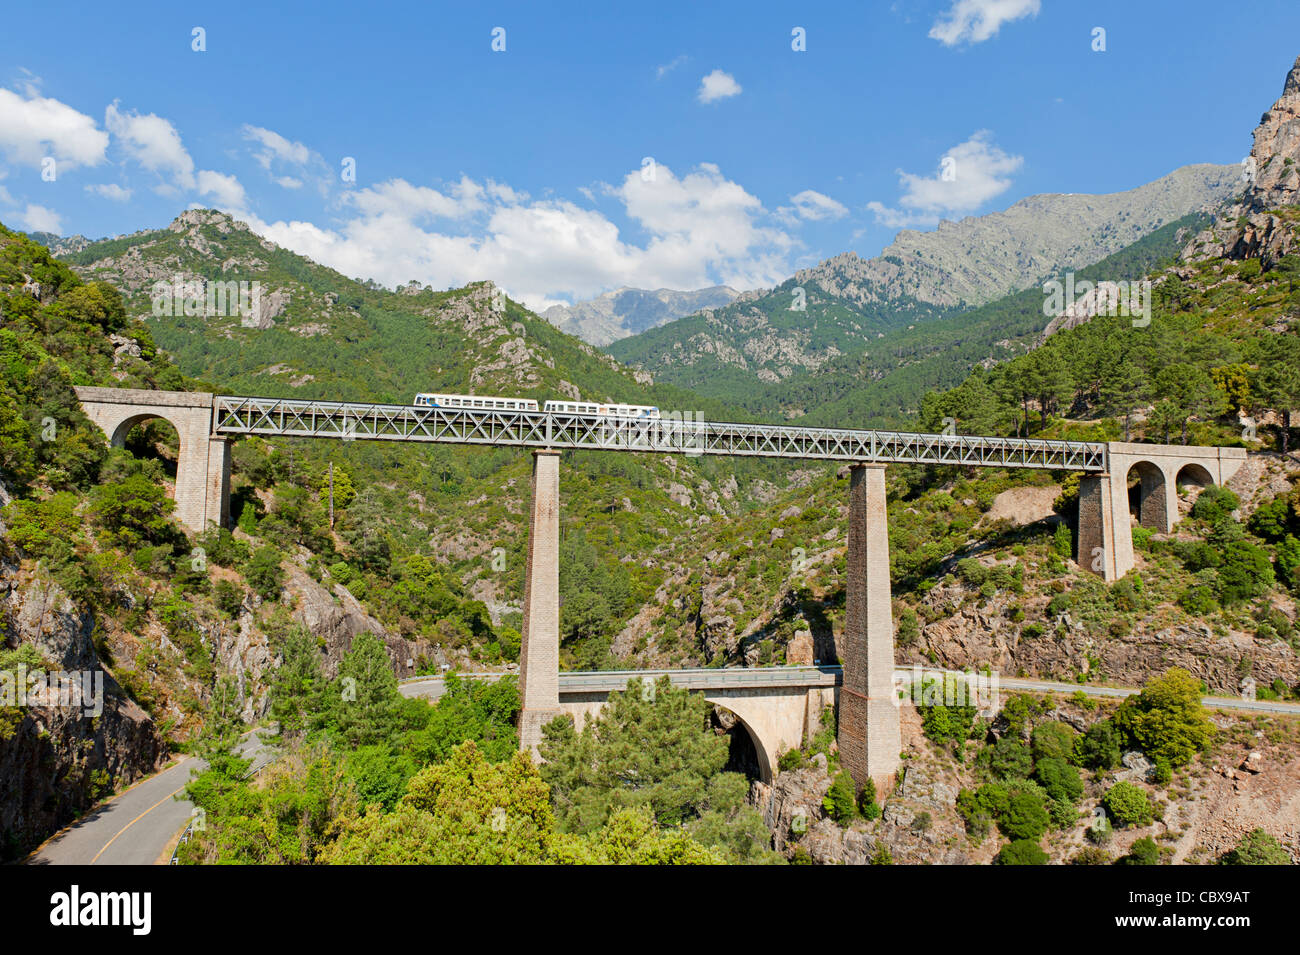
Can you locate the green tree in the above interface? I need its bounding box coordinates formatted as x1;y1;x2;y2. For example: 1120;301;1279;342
325;632;404;747
1112;668;1212;767
269;623;323;739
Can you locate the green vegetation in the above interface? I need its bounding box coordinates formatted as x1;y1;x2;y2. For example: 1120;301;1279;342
1218;828;1292;865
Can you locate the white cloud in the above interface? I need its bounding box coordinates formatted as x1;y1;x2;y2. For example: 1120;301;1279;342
349;175;484;221
275;176;303;189
867;130;1023;227
241;124;310;168
86;183;132;201
196;169;249;212
247;162;795;312
656;55;687;79
105;102;195;191
697;70;742;104
789;189;848;221
0;88;108;170
18;203;62;233
929;0;1040;46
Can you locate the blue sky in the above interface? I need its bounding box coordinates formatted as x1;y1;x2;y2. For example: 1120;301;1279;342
1;0;1297;310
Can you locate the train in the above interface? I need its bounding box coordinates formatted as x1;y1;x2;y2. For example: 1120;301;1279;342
413;393;661;419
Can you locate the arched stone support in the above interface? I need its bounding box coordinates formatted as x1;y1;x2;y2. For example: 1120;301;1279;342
1078;442;1247;581
73;386;227;533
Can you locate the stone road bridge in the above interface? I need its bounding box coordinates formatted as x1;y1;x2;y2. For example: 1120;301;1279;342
73;386;1245;794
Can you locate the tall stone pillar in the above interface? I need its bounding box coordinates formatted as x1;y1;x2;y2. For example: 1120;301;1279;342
838;463;900;797
174;434;210;534
1077;472;1133;581
517;450;562;759
205;436;232;529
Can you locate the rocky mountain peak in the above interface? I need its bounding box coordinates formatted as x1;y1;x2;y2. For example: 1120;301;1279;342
1184;55;1300;264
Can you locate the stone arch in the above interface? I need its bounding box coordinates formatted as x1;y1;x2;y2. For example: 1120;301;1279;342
1175;462;1217;521
73;387;229;532
1124;459;1175;533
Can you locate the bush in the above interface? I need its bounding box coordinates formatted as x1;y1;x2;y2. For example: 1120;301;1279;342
1034;757;1084;807
1117;836;1161;865
956;783;1008;840
858;778;881;821
777;749;807;773
245;545;285;600
999;790;1051;840
1071;847;1113;865
822;771;858;825
1113;668;1212;767
983;736;1034;780
1031;721;1078;763
1102;781;1153;828
1190;485;1239;524
1218;829;1291;865
995;839;1048;865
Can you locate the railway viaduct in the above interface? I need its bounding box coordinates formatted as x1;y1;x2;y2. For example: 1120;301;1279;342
71;386;1245;794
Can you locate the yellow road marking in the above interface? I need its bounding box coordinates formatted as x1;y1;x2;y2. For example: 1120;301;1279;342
89;763;192;864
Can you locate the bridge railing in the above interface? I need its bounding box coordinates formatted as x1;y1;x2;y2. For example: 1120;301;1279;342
213;395;1106;470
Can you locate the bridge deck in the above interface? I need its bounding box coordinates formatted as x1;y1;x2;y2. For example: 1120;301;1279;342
212;395;1106;470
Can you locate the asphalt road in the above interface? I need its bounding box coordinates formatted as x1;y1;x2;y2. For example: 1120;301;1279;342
27;733;273;866
29;670;1298;866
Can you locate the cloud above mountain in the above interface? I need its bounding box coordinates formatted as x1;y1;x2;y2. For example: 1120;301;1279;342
867;130;1023;227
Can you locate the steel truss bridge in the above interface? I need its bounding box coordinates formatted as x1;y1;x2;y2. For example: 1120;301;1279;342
212;394;1107;471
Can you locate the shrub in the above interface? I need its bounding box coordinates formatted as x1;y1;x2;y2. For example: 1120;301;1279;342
214;579;245;618
245;545;285;600
1071;847;1113;865
777;749;807;773
1035;757;1084;807
999;790;1051;840
1113;668;1212;767
822;771;858;825
995;839;1048;865
1102;781;1153;828
1218;829;1291;865
858;778;881;821
1031;721;1078;763
1190;485;1239;524
984;737;1034;780
1117;836;1161;865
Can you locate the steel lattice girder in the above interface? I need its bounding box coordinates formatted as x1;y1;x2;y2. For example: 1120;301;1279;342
212;395;1106;470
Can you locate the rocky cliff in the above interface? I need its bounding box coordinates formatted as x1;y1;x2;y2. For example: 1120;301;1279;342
1185;55;1300;265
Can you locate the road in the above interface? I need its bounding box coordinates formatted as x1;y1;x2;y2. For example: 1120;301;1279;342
400;666;1300;716
27;733;273;866
28;668;1296;866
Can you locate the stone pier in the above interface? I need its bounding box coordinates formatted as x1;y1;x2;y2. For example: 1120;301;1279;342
837;463;901;796
517;449;563;758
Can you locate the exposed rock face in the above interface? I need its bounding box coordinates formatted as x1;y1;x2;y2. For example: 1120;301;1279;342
0;565;164;860
281;564;457;680
239;288;290;330
1184;56;1300;265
